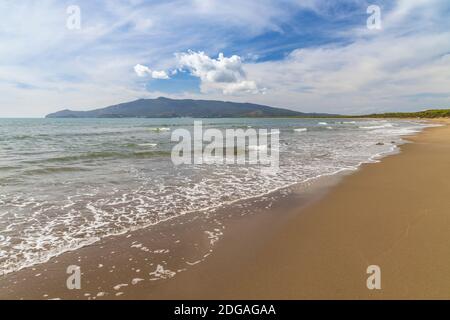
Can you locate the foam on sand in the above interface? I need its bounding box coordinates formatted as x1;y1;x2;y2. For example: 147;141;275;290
149;264;176;280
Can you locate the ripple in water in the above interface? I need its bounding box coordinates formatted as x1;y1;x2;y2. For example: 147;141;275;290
0;118;432;275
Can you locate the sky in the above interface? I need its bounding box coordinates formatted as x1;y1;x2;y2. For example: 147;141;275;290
0;0;449;117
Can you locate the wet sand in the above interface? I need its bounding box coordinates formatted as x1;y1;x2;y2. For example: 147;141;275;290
1;120;449;299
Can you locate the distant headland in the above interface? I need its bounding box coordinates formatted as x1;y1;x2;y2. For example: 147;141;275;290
46;97;449;119
45;97;335;118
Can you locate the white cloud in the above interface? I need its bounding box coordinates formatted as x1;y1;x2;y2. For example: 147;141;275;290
222;80;263;95
134;64;152;77
134;64;169;79
177;51;262;94
151;70;170;79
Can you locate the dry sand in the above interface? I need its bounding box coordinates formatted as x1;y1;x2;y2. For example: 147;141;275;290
1;119;449;300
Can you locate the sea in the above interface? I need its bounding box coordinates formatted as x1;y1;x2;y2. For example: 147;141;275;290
0;117;431;276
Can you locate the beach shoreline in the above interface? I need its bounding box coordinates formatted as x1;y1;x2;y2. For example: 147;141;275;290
0;119;449;300
144;119;450;300
0;164;349;300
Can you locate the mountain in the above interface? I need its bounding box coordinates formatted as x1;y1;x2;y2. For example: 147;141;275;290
46;97;334;118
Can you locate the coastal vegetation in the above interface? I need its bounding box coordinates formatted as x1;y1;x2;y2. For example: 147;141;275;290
355;109;450;119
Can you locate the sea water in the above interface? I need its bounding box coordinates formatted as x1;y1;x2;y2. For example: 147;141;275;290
0;118;431;275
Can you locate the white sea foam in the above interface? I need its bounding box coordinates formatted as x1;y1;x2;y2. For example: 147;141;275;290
261;129;280;136
149;265;176;280
359;124;394;129
138;143;157;147
131;278;144;285
0;118;432;276
205;229;223;246
113;284;128;290
149;127;170;132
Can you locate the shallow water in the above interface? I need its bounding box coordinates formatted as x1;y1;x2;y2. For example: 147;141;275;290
0;117;430;275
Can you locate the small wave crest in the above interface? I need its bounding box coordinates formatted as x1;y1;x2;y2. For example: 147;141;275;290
25;150;171;164
359;124;394;129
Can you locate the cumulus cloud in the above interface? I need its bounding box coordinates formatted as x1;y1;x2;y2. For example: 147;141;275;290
134;64;152;77
176;51;262;95
150;70;170;79
134;64;169;79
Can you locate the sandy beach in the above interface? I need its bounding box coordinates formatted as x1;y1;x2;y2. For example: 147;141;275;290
1;119;449;300
3;0;450;306
143;119;450;300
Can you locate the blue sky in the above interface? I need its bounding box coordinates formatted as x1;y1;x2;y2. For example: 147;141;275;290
0;0;449;117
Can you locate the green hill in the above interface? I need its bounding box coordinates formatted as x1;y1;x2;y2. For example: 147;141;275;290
358;109;450;119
